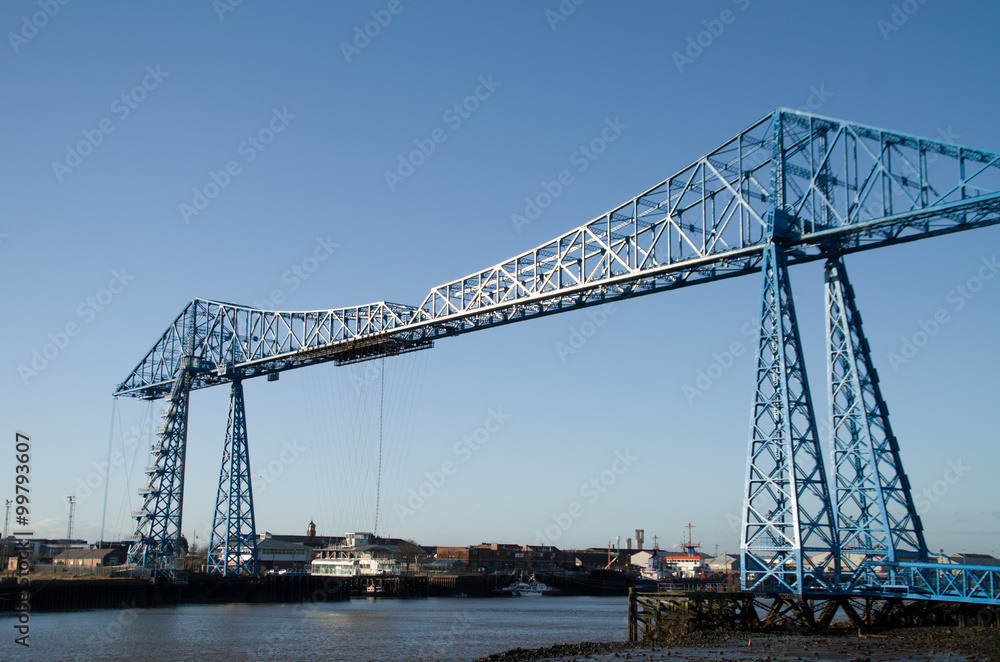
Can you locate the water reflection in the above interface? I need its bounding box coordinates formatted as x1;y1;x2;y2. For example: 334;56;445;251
5;596;628;661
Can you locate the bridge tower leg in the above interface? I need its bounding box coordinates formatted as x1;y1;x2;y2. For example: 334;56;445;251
825;257;927;586
127;364;193;576
741;243;837;595
207;379;258;576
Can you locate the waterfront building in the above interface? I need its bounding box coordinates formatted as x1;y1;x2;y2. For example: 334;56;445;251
949;553;999;567
423;558;467;572
465;543;575;572
311;532;403;577
52;548;127;573
707;553;739;572
254;532;312;572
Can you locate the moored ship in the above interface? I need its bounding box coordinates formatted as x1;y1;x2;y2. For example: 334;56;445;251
494;576;562;596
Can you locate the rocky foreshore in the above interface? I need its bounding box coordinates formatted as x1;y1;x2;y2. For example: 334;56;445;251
474;626;1000;662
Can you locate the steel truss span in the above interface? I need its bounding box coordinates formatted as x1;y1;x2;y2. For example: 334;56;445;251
115;109;1000;603
115;108;1000;400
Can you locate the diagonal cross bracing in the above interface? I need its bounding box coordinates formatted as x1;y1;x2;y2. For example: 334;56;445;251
826;257;927;578
741;244;837;595
115;109;1000;400
207;380;257;577
126;361;192;572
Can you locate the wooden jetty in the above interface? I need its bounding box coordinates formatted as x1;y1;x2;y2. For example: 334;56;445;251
349;574;427;597
627;588;1000;642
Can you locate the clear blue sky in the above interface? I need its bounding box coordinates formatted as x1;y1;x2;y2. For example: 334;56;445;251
1;1;997;558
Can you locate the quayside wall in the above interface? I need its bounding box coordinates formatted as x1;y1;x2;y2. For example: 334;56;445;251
0;574;349;612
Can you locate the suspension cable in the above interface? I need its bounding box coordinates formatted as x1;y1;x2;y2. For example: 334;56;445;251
374;357;385;536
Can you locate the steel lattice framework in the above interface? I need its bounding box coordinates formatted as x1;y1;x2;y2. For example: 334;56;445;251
126;359;192;572
826;257;928;573
207;380;257;576
115;109;1000;600
115;109;1000;400
741;244;837;594
855;561;1000;605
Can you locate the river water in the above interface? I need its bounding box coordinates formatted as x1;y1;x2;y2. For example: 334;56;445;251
4;595;628;661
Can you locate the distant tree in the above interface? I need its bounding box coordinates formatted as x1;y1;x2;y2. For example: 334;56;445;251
396;539;428;570
185;540;208;572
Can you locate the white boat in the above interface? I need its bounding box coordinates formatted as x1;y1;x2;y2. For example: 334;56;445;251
499;578;561;596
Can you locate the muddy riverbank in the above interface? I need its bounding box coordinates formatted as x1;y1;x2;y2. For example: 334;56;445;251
476;626;1000;662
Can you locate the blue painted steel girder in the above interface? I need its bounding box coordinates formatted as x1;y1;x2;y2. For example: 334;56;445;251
852;561;1000;605
126;362;192;574
826;257;927;579
741;244;837;595
207;380;257;577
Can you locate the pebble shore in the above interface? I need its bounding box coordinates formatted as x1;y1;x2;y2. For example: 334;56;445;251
474;627;1000;662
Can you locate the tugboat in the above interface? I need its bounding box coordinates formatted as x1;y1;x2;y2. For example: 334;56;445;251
364;582;386;596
